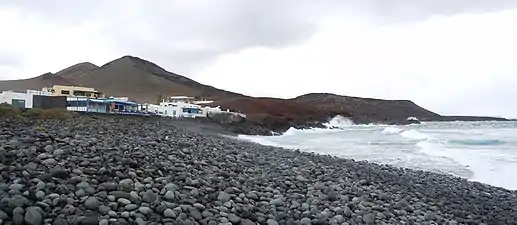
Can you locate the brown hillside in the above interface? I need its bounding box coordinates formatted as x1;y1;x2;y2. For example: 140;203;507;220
0;73;73;92
56;62;99;79
292;93;441;123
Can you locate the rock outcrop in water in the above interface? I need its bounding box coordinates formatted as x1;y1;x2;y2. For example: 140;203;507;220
0;115;516;224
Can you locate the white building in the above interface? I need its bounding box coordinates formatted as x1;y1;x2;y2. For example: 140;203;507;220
139;96;246;119
0;90;52;108
157;101;205;118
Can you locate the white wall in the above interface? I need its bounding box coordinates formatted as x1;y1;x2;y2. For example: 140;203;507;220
0;91;33;108
27;90;51;96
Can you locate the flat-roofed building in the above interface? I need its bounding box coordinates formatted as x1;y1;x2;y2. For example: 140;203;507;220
42;85;105;98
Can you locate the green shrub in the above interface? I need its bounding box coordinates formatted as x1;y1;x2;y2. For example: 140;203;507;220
24;108;45;119
0;103;22;118
40;108;73;120
20;107;73;120
34;126;46;132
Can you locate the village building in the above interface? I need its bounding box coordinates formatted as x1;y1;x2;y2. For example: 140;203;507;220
66;96;138;113
42;85;105;98
140;96;246;119
0;90;66;109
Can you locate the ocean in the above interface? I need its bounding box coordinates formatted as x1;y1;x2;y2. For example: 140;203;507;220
239;116;517;190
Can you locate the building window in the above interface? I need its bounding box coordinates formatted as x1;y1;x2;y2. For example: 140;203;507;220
61;90;70;95
11;99;25;108
67;100;87;107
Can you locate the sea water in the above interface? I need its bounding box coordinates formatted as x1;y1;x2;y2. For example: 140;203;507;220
239;117;517;190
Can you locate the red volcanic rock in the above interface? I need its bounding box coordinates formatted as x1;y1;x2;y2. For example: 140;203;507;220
214;97;346;132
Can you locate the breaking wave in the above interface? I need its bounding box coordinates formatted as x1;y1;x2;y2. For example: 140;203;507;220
323;115;355;128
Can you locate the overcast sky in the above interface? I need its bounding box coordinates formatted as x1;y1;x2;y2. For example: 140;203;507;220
1;0;517;118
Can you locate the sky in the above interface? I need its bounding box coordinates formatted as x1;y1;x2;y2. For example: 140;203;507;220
1;0;517;118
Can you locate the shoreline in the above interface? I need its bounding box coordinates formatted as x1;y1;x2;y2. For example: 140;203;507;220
0;116;516;224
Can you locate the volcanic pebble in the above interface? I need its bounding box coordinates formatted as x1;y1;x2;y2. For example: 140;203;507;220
0;116;516;224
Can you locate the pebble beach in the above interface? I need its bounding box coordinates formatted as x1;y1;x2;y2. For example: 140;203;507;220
0;115;516;225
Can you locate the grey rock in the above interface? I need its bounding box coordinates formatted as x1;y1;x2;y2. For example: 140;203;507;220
363;213;375;224
164;190;175;201
164;208;176;218
241;219;255;225
266;219;279;225
246;192;258;200
35;182;46;190
9;183;24;191
118;198;131;205
41;158;57;166
121;211;130;218
314;182;326;190
134;182;144;191
119;179;134;191
202;210;214;218
142;190;157;203
108;211;117;217
135;217;146;225
84;197;100;210
301;218;312;225
0;210;8;220
82;216;98;225
125;204;138;211
13;213;24;225
44;145;54;152
75;189;86;198
35;191;45;200
193;203;205;210
109;191;132;199
76;181;90;190
189;207;202;220
53;149;64;156
164;183;178;191
228;213;241;223
270;197;284;206
107;195;116;202
99;219;109;225
217;192;231;202
10;195;28;208
99;205;111;215
12;207;24;215
101;182;118;191
138;206;152;214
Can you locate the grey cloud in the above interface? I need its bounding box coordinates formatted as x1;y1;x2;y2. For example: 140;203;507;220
368;0;517;21
0;53;23;67
0;0;98;25
95;0;325;74
4;0;517;75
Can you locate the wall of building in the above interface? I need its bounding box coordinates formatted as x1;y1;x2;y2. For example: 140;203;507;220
46;85;104;98
0;91;33;108
32;95;67;109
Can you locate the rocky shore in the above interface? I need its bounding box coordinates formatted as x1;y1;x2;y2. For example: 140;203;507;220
1;115;516;225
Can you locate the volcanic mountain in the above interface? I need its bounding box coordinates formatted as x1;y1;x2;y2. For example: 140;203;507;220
0;56;246;104
0;56;507;133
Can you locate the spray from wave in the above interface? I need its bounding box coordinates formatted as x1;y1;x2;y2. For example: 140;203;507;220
323;115;355;128
381;127;404;134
